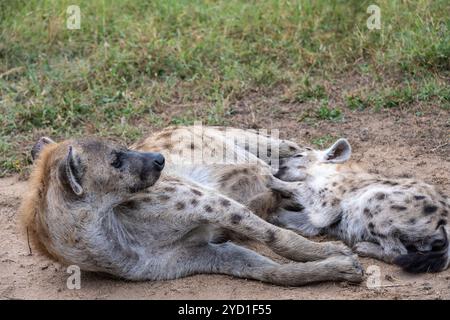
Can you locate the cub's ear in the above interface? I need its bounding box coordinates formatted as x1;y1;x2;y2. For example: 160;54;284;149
321;139;351;163
62;146;83;196
31;137;56;161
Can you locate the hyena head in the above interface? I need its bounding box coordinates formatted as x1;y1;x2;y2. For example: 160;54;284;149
395;214;449;273
30;136;165;199
21;136;165;260
275;138;351;181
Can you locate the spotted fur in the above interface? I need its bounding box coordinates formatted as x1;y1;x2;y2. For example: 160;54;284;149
274;139;450;273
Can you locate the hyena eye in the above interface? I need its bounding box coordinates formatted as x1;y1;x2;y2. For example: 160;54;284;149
111;152;123;169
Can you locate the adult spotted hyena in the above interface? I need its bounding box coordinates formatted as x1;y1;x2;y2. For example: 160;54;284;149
20;132;363;286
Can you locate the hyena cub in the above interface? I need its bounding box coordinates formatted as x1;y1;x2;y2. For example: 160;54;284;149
274;139;450;273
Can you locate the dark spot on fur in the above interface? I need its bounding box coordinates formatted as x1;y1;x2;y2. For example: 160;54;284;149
370;230;387;239
414;195;426;200
158;194;170;202
220;170;238;183
423;205;438;215
118;200;140;211
204;205;213;213
331;198;340;206
191;188;203;196
368;222;375;230
230;213;242;225
442;209;448;217
220;199;231;207
164;186;176;192
190;143;195;149
266;230;277;243
409;218;416;224
332;182;338;187
375;192;386;200
391;205;407;211
283;203;304;212
191;199;199;206
322;201;327;207
175;202;185;210
437;219;447;228
363;208;372;218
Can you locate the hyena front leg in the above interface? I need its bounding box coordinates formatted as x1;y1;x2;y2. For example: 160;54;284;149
159;242;363;286
200;196;356;262
269;178;342;230
270;209;323;237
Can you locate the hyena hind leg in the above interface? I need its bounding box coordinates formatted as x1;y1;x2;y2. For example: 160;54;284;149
210;200;355;262
159;242;363;286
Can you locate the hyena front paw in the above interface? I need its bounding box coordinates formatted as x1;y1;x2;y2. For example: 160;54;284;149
320;255;364;283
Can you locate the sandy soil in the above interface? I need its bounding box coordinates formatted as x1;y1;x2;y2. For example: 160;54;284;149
1;90;449;299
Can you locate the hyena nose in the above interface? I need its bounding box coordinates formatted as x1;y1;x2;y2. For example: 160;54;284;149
152;153;165;171
431;238;448;251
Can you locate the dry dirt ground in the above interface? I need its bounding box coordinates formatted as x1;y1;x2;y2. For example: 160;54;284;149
1;95;449;299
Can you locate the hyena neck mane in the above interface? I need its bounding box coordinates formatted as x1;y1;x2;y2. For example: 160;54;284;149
19;142;61;260
19;143;107;262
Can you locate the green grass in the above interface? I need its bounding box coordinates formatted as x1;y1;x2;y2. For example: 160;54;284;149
311;134;337;148
1;0;449;176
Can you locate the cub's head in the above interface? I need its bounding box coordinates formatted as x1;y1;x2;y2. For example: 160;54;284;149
31;136;165;199
275;139;352;181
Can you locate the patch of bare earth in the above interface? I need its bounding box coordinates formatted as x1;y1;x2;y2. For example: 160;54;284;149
1;80;449;299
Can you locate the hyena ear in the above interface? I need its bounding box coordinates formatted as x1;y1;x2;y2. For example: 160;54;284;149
63;146;83;196
31;137;56;161
321;139;351;163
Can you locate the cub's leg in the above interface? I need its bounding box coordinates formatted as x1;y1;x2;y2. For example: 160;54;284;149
353;242;387;261
353;240;407;263
158;242;363;286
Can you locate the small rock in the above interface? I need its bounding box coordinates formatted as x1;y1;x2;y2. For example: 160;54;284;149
385;274;396;282
422;282;433;290
359;128;369;141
